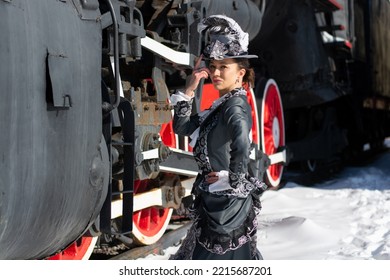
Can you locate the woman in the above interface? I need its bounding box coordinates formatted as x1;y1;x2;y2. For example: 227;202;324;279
169;15;267;260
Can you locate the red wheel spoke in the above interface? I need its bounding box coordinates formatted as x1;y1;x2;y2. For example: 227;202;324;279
151;208;159;225
141;208;152;231
46;236;97;260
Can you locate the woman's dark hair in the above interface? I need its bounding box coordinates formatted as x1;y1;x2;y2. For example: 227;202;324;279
233;58;255;87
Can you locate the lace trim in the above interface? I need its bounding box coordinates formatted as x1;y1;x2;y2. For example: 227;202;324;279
250;233;260;259
174;99;193;117
169;189;262;259
222;172;268;197
198;172;267;199
195;211;259;255
168;222;198;260
193;113;219;172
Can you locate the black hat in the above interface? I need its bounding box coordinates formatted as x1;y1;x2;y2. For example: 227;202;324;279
198;15;258;60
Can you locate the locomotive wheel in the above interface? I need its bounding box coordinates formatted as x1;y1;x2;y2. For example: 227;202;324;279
245;85;260;146
46;236;98;260
131;123;176;245
257;79;285;188
131;180;173;245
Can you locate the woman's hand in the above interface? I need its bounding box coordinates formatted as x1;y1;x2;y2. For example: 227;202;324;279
205;171;219;184
185;55;210;97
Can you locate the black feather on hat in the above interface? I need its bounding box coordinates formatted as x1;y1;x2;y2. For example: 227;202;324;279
198;15;258;60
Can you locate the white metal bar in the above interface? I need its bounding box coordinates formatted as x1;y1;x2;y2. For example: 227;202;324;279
268;149;287;165
141;36;192;66
142;148;159;160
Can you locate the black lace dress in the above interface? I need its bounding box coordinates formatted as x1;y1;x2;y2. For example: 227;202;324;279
169;88;267;260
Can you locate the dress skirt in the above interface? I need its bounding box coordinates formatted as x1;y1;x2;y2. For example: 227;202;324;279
169;185;263;260
192;240;263;260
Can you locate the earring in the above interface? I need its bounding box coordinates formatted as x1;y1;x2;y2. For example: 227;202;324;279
235;78;239;84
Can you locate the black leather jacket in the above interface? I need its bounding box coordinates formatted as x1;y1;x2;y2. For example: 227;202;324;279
172;90;252;176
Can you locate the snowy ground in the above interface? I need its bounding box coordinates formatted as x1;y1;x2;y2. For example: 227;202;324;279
140;139;390;260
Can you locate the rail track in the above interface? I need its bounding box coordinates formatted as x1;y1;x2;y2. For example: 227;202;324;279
109;222;192;260
90;219;191;260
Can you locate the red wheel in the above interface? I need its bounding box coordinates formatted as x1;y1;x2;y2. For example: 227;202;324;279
131;180;173;245
258;79;285;188
244;85;260;145
200;83;220;110
130;122;176;245
160;122;177;149
46;236;98;260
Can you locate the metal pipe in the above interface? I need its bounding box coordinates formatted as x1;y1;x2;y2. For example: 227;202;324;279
106;0;121;109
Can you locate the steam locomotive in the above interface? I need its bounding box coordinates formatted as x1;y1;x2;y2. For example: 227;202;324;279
1;0;389;259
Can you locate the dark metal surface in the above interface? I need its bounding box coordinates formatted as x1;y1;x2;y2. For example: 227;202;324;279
200;0;262;40
355;0;390;99
160;149;199;175
0;0;108;259
250;0;337;108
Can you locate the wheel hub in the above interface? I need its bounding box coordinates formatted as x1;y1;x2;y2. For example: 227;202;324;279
272;116;280;148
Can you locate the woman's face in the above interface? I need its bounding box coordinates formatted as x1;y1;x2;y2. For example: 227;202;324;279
208;58;245;95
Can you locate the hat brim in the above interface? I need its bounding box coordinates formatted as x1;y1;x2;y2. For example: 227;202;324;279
203;54;258;60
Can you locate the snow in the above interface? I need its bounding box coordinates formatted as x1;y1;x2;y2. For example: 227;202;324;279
140;138;390;260
9;140;387;280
